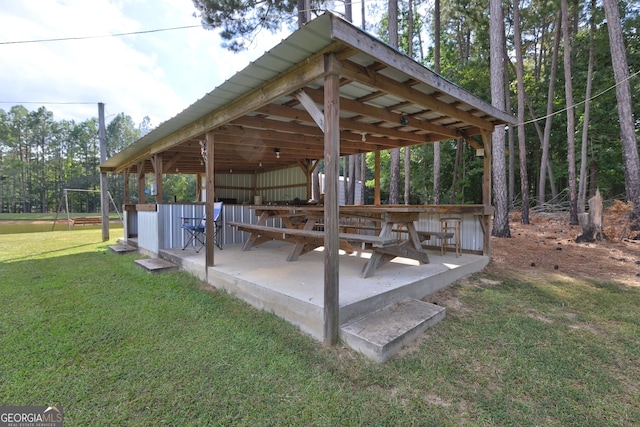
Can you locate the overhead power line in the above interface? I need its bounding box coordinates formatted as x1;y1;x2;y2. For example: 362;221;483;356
0;25;200;45
520;68;640;126
0;101;98;105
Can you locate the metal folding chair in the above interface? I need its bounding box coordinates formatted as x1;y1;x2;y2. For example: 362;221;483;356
181;216;206;253
181;202;223;252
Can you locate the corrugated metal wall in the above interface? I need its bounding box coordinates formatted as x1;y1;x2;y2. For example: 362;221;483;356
211;173;254;204
152;204;484;253
257;168;307;203
210;168;308;204
414;213;483;253
137;210;159;254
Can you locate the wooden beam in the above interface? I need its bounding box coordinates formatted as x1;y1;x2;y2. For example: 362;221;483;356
227;112;401;148
329;19;516;125
464;136;482;150
150;55;327;154
235;109;430;145
301;87;462;139
323;53;341;346
293;89;325;131
341;60;496;131
111;52;328;173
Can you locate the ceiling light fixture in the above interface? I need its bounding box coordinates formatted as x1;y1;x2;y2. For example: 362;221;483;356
275;148;280;159
361;132;366;142
400;114;409;126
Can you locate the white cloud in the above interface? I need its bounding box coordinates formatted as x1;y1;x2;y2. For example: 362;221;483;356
0;0;287;127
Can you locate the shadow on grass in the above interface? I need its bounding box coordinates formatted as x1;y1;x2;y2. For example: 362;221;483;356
2;241;104;263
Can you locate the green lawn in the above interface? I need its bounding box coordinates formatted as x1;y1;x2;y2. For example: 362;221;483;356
1;230;638;426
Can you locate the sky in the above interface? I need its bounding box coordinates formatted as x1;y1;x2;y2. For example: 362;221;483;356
0;0;300;128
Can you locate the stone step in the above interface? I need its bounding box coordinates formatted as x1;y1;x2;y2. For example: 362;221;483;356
340;298;445;363
134;258;178;274
108;244;137;255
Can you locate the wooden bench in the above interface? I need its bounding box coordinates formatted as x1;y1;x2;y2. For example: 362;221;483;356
227;221;397;262
70;217;102;226
416;230;454;241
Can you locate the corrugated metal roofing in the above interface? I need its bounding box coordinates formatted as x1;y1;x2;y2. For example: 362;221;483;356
101;12;515;175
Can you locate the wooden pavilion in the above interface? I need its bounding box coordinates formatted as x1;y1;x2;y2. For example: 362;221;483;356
100;12;515;345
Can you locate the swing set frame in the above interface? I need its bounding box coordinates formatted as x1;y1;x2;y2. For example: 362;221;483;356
52;188;122;231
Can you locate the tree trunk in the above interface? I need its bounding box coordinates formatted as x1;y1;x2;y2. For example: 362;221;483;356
576;189;604;243
538;17;561;207
404;0;413;205
513;0;530;224
603;0;640;222
404;148;410;204
432;0;441;205
490;0;510;237
388;0;400;204
348;155;356;204
344;0;352;22
578;0;596;213
360;153;366;204
561;0;578;225
505;65;515;209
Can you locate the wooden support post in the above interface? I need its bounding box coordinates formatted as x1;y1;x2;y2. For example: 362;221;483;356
374;148;381;205
205;131;216;269
481;130;493;255
137;162;145;203
123;169;130;204
153;154;163;204
196;173;204;202
323;53;341;346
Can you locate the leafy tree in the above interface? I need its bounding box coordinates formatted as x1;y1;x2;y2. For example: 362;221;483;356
192;0;324;52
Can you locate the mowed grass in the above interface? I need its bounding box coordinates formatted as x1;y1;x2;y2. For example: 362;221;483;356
1;230;638;426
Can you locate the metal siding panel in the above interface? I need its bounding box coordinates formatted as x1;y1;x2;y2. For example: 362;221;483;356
138;211;159;254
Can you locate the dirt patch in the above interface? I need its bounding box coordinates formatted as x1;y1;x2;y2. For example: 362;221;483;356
1;219;69;225
425;202;640;316
486;202;640;286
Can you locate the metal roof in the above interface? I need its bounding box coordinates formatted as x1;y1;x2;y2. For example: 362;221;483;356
101;12;515;175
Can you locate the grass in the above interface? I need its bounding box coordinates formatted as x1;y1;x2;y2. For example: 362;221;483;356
1;230;639;426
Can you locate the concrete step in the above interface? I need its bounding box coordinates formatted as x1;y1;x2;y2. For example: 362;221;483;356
109;244;137;255
134;258;178;274
340;298;445;363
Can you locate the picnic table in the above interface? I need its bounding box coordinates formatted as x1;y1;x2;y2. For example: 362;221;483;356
228;205;439;278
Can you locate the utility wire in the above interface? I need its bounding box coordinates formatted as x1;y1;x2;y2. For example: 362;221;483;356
0;25;200;45
0;101;98;105
520;69;640;126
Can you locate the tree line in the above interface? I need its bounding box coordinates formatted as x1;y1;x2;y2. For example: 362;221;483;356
0;106;142;213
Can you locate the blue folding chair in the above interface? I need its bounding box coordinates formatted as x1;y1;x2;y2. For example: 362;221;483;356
181;202;223;253
181;215;206;253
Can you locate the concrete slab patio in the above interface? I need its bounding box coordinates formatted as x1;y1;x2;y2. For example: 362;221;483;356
155;241;489;359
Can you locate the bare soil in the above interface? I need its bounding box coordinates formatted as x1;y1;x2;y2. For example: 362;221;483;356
484;201;640;286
